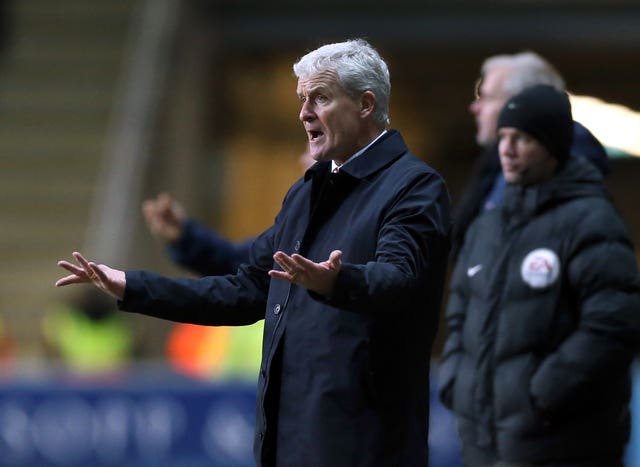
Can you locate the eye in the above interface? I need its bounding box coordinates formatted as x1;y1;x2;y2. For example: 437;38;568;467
519;134;534;145
315;94;328;104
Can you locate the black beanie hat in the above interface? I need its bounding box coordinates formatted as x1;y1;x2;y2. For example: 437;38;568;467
497;84;573;161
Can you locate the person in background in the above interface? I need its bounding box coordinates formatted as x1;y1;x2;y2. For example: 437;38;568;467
42;289;133;376
0;312;15;372
452;51;610;261
142;192;260;380
56;39;451;466
142;149;313;380
439;84;640;466
142;149;313;278
142;192;253;277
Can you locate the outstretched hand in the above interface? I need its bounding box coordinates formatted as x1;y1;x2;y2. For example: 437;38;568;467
269;250;342;297
56;252;126;300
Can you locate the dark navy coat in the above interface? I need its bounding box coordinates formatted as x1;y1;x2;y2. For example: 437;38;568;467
120;130;451;466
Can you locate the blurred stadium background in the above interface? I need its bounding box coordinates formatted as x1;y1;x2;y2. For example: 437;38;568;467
0;0;638;465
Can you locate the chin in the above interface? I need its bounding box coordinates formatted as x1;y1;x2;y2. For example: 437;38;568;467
312;154;331;163
503;173;518;184
308;149;326;162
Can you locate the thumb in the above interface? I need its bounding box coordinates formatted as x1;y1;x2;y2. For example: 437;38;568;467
328;250;342;269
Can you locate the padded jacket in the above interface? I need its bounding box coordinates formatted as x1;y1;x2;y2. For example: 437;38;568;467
439;157;640;463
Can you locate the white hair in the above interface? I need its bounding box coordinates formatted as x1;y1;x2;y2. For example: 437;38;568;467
482;51;565;97
293;39;391;126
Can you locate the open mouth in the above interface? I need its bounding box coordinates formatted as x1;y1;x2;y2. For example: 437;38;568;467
308;130;323;142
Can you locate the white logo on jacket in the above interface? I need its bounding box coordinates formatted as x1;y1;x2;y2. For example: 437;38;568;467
520;248;560;289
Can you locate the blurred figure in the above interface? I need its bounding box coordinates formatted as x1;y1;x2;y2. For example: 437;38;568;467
143;192;254;277
164;321;263;380
42;289;133;376
142;148;312;380
439;85;640;467
452;51;609;260
0;312;15;372
142;193;261;380
142;193;263;380
57;39;451;466
142;148;313;277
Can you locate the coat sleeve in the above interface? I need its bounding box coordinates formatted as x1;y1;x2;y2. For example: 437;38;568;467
118;224;276;326
167;218;253;276
323;172;451;313
530;206;640;414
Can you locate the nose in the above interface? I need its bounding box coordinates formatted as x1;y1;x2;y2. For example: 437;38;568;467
469;98;480;114
299;100;314;122
499;136;515;158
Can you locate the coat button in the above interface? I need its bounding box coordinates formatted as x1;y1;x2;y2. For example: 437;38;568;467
294;240;301;251
259;432;264;440
273;304;281;315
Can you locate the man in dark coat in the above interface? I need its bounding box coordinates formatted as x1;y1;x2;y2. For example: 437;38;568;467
452;51;610;261
57;39;451;467
439;85;640;466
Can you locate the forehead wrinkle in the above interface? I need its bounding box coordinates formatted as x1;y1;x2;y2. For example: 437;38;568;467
297;82;329;98
297;70;340;96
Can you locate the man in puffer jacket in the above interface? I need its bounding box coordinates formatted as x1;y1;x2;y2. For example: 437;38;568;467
439;84;640;467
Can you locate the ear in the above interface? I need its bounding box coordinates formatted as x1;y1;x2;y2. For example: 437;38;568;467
359;91;376;118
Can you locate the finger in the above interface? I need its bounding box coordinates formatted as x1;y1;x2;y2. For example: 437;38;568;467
55;274;85;287
268;270;291;281
290;254;315;269
287;255;315;278
158;193;172;211
328;250;342;268
73;252;98;281
270;252;297;282
142;200;157;220
273;251;296;273
89;262;107;282
146;215;163;232
57;260;85;276
72;251;89;267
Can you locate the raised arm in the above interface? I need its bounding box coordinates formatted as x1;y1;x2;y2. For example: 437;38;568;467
142;192;186;243
143;192;253;276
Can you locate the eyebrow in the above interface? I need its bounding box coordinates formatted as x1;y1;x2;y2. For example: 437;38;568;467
298;84;330;98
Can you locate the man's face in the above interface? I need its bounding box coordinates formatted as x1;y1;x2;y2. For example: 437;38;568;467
297;71;367;165
498;127;558;185
469;67;511;147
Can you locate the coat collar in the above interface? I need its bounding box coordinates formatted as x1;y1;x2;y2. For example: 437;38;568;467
304;130;408;182
502;156;606;227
